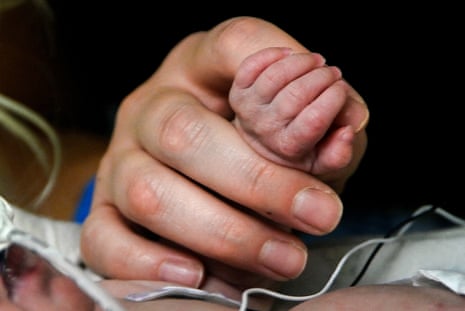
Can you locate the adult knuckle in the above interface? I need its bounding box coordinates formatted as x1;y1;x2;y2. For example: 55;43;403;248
242;159;277;201
214;16;262;53
125;173;165;219
157;103;210;157
212;219;249;260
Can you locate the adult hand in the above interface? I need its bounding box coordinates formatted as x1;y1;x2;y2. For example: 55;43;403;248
81;16;368;292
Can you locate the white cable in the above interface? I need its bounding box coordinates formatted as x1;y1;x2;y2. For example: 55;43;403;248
239;236;399;311
395;204;434;236
397;205;465;236
0;93;62;209
435;207;465;226
0;107;50;171
238;204;465;311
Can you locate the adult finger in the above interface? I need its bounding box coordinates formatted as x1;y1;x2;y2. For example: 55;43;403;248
135;88;343;236
80;201;204;287
91;145;309;281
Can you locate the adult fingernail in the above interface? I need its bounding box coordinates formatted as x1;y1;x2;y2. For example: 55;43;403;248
259;239;307;280
292;187;343;234
355;109;370;133
159;258;203;287
349;91;369;133
259;239;307;279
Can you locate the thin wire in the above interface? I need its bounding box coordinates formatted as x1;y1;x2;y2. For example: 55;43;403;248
238;204;465;311
0;93;62;209
435;207;465;226
0;107;50;171
238;236;398;311
350;205;465;287
350;204;438;286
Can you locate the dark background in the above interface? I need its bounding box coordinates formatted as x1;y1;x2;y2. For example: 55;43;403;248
48;3;463;223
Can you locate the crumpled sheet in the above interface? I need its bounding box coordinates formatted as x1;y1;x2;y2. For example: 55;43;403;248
410;269;465;295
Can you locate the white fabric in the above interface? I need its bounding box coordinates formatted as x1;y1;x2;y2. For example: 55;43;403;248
273;226;465;310
411;269;465;295
10;205;104;281
10;204;465;310
10;205;82;264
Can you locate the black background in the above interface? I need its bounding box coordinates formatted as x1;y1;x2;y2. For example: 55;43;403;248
49;3;463;219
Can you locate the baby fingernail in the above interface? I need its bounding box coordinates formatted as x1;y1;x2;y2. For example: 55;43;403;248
311;52;326;65
292;187;343;234
159;258;203;287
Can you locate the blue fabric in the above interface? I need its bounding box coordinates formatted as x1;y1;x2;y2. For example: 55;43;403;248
74;176;95;223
